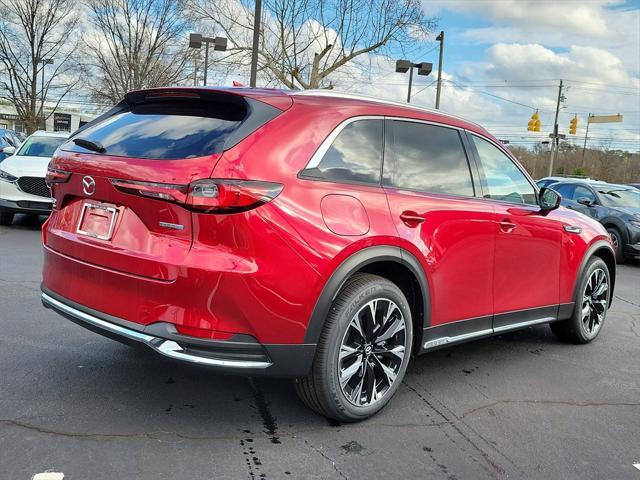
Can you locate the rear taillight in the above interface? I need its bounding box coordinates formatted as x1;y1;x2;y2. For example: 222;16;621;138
45;167;72;186
111;178;283;214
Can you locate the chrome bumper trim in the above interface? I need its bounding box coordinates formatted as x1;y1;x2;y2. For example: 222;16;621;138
42;293;272;369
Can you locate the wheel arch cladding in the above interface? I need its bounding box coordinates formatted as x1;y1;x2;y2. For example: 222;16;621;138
303;246;430;353
575;241;616;307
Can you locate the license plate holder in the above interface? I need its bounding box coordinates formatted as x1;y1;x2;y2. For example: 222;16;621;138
77;202;118;241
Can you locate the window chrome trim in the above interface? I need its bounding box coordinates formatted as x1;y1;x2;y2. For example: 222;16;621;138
303;115;384;170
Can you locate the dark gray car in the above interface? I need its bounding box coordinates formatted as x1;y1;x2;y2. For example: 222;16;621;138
545;180;640;262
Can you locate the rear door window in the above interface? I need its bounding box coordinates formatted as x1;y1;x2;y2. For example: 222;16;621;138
301;119;383;184
383;120;474;196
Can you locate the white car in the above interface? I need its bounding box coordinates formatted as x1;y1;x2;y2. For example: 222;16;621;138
0;131;69;225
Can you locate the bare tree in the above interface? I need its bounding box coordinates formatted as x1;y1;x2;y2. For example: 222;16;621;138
188;0;436;89
84;0;191;104
0;0;81;133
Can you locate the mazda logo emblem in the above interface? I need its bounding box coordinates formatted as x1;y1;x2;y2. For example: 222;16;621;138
82;176;96;196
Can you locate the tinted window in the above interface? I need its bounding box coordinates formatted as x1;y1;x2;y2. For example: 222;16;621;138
472;136;536;205
17;136;66;157
384;121;474;196
302;119;383;184
573;185;597;203
62;100;247;160
550;183;574;198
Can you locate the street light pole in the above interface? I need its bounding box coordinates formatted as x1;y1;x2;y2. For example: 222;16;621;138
249;0;262;87
203;41;210;86
396;60;432;104
435;31;444;109
189;33;227;87
38;58;53;129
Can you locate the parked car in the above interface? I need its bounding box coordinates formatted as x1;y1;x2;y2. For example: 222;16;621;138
629;183;640;190
0;131;69;225
547;180;640;262
14;131;27;143
536;175;594;189
0;128;21;162
41;88;616;421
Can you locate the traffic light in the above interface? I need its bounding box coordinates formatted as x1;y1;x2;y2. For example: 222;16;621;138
527;111;541;132
569;115;578;135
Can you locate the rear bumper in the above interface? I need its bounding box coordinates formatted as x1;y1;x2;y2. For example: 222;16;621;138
42;288;315;377
0;197;52;215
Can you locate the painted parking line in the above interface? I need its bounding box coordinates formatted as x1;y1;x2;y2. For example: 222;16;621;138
32;473;64;480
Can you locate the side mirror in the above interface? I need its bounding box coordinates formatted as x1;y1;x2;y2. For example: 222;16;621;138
576;197;593;207
0;146;15;156
539;187;561;213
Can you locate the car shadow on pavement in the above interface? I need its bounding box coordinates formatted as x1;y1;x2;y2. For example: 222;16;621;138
21;323;562;436
6;213;47;231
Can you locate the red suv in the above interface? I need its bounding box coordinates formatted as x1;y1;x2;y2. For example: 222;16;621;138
41;88;616;421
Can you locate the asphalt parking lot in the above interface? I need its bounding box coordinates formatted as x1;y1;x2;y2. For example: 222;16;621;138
1;215;639;480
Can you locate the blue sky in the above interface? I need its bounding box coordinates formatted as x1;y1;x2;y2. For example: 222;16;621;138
349;0;640;152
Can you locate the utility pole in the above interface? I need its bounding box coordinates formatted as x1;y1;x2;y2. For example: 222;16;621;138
249;0;262;88
435;31;444;110
548;79;564;177
582;113;591;159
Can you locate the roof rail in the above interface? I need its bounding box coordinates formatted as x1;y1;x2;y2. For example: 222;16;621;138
292;89;483;129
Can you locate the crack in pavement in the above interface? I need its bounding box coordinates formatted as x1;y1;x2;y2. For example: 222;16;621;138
0;417;449;444
403;380;516;479
461;399;640;418
614;295;640;309
298;436;349;480
0;418;286;442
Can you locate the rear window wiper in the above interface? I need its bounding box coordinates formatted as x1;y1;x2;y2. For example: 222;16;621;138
73;137;106;153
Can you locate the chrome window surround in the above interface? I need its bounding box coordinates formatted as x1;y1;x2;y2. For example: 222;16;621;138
303;115;466;171
300;114;539;208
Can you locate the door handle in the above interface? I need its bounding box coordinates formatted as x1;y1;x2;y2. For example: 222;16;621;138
400;211;425;227
499;219;517;233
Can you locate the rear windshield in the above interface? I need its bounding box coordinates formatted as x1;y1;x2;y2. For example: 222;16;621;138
17;135;67;157
62;97;251;160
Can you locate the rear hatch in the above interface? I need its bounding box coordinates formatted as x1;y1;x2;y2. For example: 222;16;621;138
45;88;287;281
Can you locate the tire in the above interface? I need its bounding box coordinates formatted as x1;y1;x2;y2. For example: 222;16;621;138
295;273;413;422
606;227;625;264
0;208;14;226
550;257;610;344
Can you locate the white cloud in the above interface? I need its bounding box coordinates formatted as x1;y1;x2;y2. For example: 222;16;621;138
424;0;619;36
